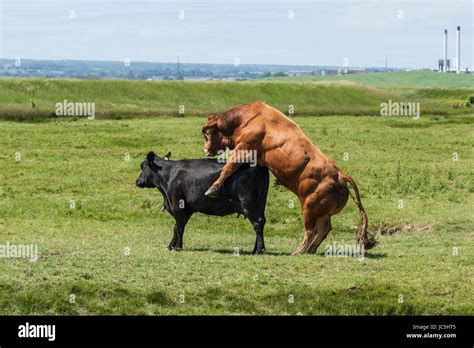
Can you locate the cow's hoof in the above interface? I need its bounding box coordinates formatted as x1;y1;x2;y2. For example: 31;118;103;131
171;247;182;252
252;248;266;255
204;187;218;198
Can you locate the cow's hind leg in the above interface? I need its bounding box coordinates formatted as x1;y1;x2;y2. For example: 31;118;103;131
169;223;184;251
167;228;178;250
250;216;266;255
307;216;332;254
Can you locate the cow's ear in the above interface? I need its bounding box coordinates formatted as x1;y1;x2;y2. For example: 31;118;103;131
146;151;156;162
163;152;171;160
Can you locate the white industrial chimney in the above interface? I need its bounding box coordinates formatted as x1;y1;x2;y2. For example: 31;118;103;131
444;29;448;72
456;26;461;73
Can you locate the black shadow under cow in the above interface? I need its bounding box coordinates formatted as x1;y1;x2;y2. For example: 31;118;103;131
136;151;269;254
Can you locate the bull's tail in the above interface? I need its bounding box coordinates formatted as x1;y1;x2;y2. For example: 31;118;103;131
340;172;376;250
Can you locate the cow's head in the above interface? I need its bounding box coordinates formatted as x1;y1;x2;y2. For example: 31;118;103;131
136;151;171;188
201;115;233;156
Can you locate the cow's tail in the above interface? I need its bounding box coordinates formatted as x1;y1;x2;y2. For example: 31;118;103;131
340;172;376;250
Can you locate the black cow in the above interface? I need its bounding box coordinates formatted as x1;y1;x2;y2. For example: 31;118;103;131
136;151;269;254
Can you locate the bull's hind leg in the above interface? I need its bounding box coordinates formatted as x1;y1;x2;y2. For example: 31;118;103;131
292;178;339;255
291;228;317;256
291;205;318;256
306;183;346;254
307;216;332;254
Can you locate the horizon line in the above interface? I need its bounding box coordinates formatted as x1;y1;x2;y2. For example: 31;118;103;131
0;57;412;70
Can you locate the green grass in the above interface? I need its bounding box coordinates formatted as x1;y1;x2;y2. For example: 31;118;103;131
261;71;474;88
1;76;473;120
0;115;472;315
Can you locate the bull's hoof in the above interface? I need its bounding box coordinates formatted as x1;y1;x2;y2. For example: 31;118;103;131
204;187;218;198
291;249;304;256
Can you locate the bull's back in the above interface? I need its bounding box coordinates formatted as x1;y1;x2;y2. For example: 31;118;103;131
251;103;338;192
247;104;317;153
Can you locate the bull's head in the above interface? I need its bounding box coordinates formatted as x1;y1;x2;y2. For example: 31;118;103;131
201;115;233;156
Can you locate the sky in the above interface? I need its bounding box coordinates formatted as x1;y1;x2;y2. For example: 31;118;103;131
0;0;472;69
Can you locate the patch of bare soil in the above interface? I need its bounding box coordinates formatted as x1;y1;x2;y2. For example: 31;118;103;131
371;224;435;236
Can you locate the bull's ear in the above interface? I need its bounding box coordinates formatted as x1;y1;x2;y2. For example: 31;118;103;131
163;152;171;160
201;115;218;134
146;151;157;162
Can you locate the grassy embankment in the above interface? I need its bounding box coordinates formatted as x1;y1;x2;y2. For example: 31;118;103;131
0;72;473;120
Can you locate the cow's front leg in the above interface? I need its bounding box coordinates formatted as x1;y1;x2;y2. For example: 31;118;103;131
205;145;250;197
169;213;191;251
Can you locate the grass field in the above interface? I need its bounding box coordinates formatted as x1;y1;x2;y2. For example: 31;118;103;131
0;114;472;315
262;71;474;88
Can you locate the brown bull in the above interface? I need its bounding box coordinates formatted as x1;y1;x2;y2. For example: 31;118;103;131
201;101;376;255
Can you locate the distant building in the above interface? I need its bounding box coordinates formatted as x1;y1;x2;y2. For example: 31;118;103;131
146;76;164;81
287;71;314;77
183;77;211;81
345;68;366;74
318;68;366;76
438;59;450;72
